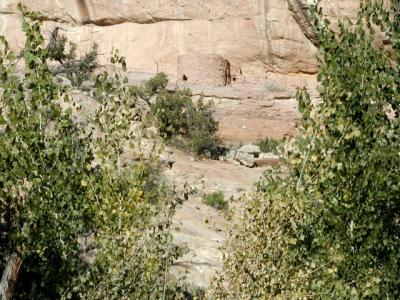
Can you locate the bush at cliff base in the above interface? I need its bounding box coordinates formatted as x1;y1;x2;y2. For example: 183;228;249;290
210;1;400;299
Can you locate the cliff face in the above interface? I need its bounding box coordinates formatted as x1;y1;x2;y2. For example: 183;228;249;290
0;0;359;141
0;0;359;76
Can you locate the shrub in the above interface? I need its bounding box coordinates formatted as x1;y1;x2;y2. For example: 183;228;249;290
185;98;220;156
211;1;400;299
150;89;192;140
150;90;219;156
256;137;283;154
47;27;99;88
0;6;185;299
202;192;228;211
138;72;168;105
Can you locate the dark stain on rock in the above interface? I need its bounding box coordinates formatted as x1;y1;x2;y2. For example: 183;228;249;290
76;0;90;24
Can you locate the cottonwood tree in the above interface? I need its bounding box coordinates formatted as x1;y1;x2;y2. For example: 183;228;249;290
0;6;185;299
211;1;400;298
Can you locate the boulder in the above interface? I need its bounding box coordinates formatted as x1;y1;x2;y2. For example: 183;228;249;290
238;144;261;156
235;151;255;168
255;152;279;167
160;151;175;169
225;149;237;161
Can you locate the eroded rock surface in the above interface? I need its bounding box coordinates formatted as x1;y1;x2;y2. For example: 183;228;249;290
0;0;357;81
164;149;268;288
0;0;358;141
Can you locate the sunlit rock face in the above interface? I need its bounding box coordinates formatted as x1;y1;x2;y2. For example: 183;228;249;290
0;0;359;77
0;0;359;141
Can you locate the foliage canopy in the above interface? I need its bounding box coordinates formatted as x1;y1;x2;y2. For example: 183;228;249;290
0;6;186;299
211;1;400;299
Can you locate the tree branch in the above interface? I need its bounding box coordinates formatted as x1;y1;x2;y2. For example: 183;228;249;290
0;254;22;300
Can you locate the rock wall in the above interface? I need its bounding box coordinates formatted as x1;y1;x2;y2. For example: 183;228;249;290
178;54;231;86
0;0;360;141
0;1;359;78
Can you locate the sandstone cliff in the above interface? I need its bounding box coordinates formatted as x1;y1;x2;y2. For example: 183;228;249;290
0;0;359;141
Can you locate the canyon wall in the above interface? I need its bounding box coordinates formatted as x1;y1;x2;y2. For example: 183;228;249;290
0;0;359;141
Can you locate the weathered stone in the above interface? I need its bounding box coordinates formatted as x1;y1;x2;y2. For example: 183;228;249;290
238;144;261;156
225;149;237;161
231;159;241;166
235;151;255;168
1;0;358;81
255;152;279;167
0;0;359;142
160;151;175;169
168;150;266;288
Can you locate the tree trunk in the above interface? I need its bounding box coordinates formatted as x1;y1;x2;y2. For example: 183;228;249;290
0;254;22;300
286;0;318;47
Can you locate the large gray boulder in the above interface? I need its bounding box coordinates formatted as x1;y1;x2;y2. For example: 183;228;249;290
225;149;237;161
235;151;255;168
238;144;261;156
